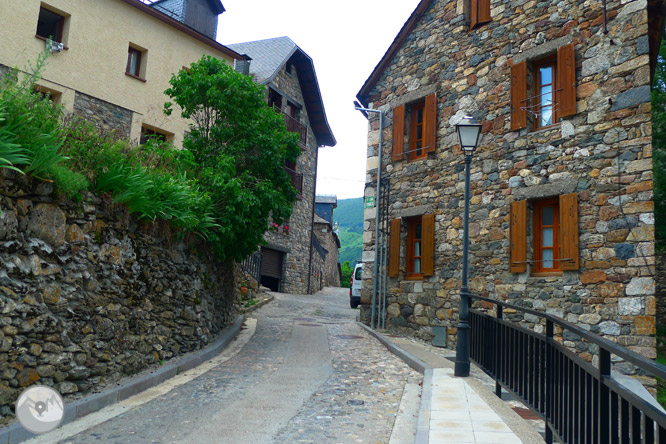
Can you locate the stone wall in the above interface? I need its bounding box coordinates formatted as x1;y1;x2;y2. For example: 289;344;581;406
359;0;656;361
314;222;341;287
73;91;133;139
0;172;240;424
263;62;319;294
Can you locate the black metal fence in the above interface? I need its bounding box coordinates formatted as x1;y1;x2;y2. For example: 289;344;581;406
468;294;666;443
240;250;262;283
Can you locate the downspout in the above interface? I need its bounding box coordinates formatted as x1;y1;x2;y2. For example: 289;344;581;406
354;103;384;329
307;141;319;294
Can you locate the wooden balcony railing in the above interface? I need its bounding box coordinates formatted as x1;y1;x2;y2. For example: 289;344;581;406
282;112;307;148
284;167;303;200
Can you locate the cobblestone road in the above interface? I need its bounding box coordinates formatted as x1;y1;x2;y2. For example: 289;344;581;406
56;287;421;444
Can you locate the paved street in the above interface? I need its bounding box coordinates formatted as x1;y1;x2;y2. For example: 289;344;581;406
43;287;421;444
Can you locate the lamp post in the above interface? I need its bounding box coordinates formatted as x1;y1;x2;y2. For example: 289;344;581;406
454;115;482;378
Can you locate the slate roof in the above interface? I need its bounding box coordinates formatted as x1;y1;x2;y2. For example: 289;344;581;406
228;37;336;147
315;195;337;205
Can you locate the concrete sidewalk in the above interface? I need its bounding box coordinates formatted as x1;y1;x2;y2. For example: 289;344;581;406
359;324;544;444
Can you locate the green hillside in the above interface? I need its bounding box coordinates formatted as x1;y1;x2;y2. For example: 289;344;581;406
334;197;364;266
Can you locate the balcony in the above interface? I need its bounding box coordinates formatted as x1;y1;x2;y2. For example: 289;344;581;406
284;166;303;200
282;112;307;148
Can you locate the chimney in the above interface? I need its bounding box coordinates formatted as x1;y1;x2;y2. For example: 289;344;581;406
234;57;251;76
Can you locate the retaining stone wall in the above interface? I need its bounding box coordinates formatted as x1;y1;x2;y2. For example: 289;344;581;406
0;172;240;424
73;91;133;139
359;0;656;363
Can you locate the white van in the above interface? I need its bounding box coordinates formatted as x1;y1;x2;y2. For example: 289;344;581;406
350;263;362;308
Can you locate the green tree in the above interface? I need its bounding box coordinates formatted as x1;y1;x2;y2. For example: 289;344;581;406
340;260;353;288
652;39;666;253
164;56;301;260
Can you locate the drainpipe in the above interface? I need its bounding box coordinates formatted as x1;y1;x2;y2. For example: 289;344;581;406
354;102;384;329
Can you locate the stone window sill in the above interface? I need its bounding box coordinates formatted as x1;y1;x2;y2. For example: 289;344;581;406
530;271;563;277
35;34;69;50
125;72;147;83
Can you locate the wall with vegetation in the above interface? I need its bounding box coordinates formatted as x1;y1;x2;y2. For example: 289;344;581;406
0;172;240;424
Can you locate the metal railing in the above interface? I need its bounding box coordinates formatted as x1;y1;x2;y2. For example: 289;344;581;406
284;166;303;199
468;294;666;443
240;250;262;283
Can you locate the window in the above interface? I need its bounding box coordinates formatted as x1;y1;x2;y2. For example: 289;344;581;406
126;45;147;81
36;6;65;43
354;266;362;281
388;214;435;279
511;43;576;131
469;0;491;29
509;193;579;274
533;198;559;272
268;88;282;110
409;101;426;161
34;85;61;104
392;93;437;162
140;125;172;144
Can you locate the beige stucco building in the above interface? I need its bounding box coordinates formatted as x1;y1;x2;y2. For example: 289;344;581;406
0;0;245;147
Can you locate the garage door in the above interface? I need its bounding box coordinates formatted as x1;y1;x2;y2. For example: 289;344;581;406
261;247;283;279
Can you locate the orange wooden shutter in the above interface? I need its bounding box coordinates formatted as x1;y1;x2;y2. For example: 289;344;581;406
424;94;437;154
510;61;527;131
421;213;435;276
559;193;579;271
557;43;577;118
392;105;405;162
470;0;478;28
478;0;491;24
510;200;527;273
388;218;401;277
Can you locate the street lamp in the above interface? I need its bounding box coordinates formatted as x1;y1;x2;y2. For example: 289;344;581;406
454;115;482;378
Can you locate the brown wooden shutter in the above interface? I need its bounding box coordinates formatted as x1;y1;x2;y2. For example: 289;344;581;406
424;94;437;154
421;213;435;276
470;0;478;28
557;43;577;118
392;105;405;162
510;61;527;131
478;0;491;25
559;193;579;271
388;218;401;277
510;200;527;273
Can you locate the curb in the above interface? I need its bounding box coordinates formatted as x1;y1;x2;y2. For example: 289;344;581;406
242;293;274;314
357;323;432;444
0;315;244;444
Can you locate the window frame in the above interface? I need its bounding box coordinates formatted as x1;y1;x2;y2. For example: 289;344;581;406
126;47;142;78
409;101;427;161
36;6;65;43
533;55;558;129
532;197;561;274
140;125;173;145
406;217;424;280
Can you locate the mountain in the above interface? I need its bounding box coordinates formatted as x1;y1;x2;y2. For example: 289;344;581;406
333;197;364;266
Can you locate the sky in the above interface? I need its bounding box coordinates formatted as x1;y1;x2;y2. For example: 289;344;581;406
216;0;423;200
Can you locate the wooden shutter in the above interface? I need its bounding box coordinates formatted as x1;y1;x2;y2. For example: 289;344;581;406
421;213;435;276
470;0;478;28
424;94;437;154
388;218;401;277
557;43;577;118
510;200;527;273
559;193;579;270
392;105;405;162
478;0;491;25
511;61;527;131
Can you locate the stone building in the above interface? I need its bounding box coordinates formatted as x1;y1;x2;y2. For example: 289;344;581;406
0;0;246;147
229;37;336;294
314;195;342;287
355;0;662;359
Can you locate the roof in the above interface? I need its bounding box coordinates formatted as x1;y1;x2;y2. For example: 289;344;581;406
355;0;436;106
228;37;336;147
314;214;330;225
119;0;245;61
315;195;337;205
148;0;225;15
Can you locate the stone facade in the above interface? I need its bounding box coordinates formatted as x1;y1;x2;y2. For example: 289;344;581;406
314;216;342;287
262;63;321;294
73;91;134;139
0;172;240;423
357;0;657;360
